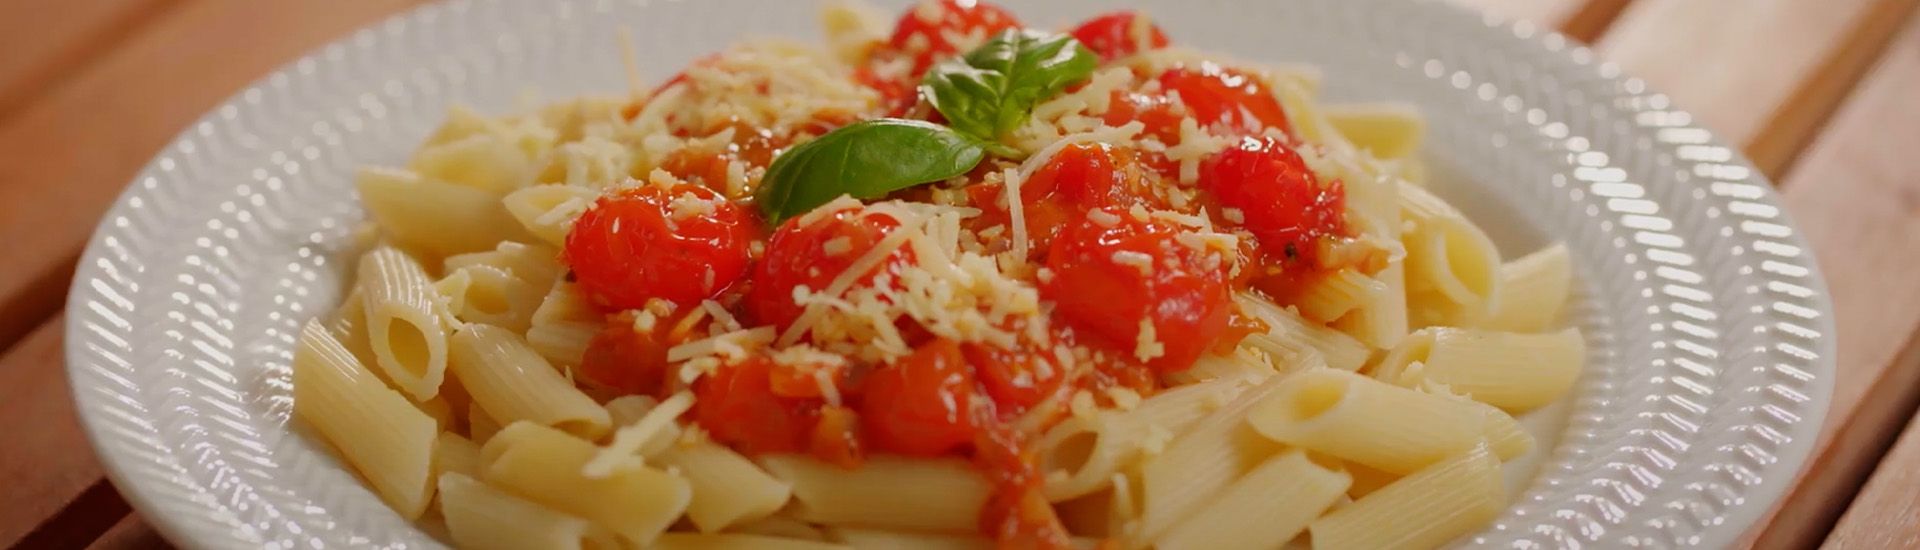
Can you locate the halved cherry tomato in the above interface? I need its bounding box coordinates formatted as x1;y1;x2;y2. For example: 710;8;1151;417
963;343;1065;418
859;338;979;456
1158;62;1293;136
1199;135;1346;272
577;309;708;397
563;183;754;310
1103;89;1186;145
885;0;1023;75
1069;11;1170;62
694;356;822;455
1041;210;1233;373
744;205;911;330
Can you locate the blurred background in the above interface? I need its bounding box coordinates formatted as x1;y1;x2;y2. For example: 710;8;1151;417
0;0;1914;548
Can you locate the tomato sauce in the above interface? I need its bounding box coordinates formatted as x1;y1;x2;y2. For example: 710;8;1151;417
564;2;1354;548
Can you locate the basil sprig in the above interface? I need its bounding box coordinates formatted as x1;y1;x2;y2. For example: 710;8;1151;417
921;29;1099;147
755;119;986;224
754;29;1099;223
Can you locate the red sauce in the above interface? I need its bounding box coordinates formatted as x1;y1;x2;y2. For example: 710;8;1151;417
564;3;1360;547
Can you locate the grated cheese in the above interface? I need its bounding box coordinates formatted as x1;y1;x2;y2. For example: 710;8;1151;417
584;391;695;478
1134;317;1165;363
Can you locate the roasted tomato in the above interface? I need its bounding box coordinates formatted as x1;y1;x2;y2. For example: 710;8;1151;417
693;356;822;455
1068;10;1170;61
577;309;707;397
859;338;980;456
1200;135;1346;272
563;183;754;310
1103;89;1186;145
963;343;1066;418
1158;62;1293;136
1041;210;1233;373
744;205;911;330
885;0;1023;75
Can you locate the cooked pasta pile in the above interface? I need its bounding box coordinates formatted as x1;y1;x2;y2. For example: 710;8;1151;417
294;1;1585;549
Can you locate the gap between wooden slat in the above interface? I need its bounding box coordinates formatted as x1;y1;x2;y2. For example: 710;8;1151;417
0;316;110;548
86;509;171;550
12;480;132;550
1596;0;1897;166
1819;333;1920;549
1744;0;1920;177
1740;10;1920;547
0;0;431;356
1820;332;1920;546
1559;0;1634;43
0;0;186;123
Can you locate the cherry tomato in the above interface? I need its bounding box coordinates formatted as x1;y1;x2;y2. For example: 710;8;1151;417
1199;135;1346;272
859;338;979;456
563;183;754;310
1102;89;1186;145
963;343;1065;418
745;205;911;330
855;65;919;118
693;356;820;455
1024;142;1125;208
810;405;866;468
1041;210;1233;373
1069;11;1170;62
885;0;1023;75
577;310;706;397
1158;62;1293;136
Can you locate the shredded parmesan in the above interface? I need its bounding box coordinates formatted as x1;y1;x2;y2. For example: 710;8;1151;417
1002;168;1029;262
584;391;695;478
1134;317;1165;362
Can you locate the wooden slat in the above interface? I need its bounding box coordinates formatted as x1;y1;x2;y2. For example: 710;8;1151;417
0;0;179;118
1827;378;1920;548
87;514;173;550
0;317;108;548
1596;0;1918;174
1743;11;1920;549
0;0;429;353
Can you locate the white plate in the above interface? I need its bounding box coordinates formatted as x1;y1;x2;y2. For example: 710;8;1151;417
64;0;1835;548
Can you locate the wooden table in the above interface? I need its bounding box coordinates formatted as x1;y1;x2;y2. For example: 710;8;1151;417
0;0;1915;548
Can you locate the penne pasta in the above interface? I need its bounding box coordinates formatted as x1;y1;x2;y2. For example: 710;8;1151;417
503;184;602;247
1323;101;1425;160
526;280;603;366
1038;376;1252;500
1155;450;1351;550
759;455;990;533
434;432;484;480
1309;443;1505;550
1372;327;1585;413
292;321;437;519
1235;293;1371;371
437;264;547;332
409;132;542;195
357;245;452;401
1247;369;1484;474
1138;376;1288;541
829;528;992;550
651;533;851;550
481;422;691;546
1480;244;1573;332
437;473;618;550
1399;181;1502;326
1287;268;1389;324
448;324;610;439
657;440;794;532
357;167;534;256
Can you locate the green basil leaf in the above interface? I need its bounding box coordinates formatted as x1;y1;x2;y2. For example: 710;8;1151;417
921;29;1099;146
755;118;987;224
